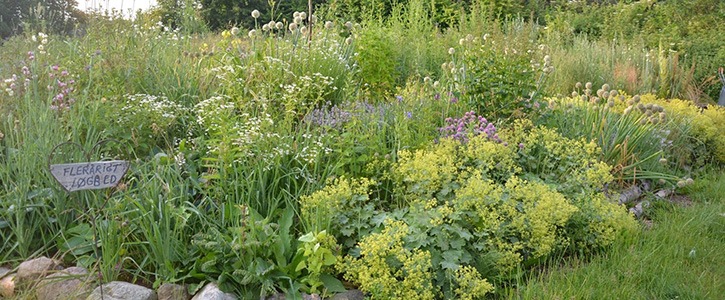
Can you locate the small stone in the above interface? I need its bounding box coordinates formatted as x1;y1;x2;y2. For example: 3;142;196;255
158;283;189;300
17;256;60;287
36;267;92;300
86;281;157;300
331;290;365;300
654;189;672;199
0;274;15;298
191;283;236;300
302;294;321;300
629;201;650;218
0;267;10;279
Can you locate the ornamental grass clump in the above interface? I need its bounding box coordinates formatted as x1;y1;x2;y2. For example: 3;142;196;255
624;94;725;165
541;87;677;183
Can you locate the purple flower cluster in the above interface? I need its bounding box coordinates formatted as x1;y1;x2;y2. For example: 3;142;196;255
47;65;76;111
439;111;502;143
303;104;352;129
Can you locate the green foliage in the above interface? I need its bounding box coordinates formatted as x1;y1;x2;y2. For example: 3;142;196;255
354;23;398;98
340;219;440;300
188;206;298;297
440;28;548;120
293;230;342;294
1;2;723;298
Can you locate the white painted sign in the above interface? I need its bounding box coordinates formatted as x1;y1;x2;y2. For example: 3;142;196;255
49;160;129;192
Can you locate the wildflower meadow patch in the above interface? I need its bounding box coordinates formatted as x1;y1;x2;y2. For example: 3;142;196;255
0;0;722;299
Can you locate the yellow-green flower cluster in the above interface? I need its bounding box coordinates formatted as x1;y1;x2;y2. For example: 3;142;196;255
340;219;437;300
453;265;495;300
396;136;520;200
455;174;578;271
568;193;639;249
396;139;460;198
299;176;374;232
505;119;612;191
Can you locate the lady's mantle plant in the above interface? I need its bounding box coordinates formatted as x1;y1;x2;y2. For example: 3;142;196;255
303;111;637;299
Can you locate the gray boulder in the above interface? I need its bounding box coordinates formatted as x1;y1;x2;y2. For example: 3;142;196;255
190;283;236;300
16;257;60;287
330;290;365;300
158;283;190;300
36;267;93;300
86;281;157;300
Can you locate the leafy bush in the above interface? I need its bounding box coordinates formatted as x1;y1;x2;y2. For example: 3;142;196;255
442;36;547;120
354;24;398;99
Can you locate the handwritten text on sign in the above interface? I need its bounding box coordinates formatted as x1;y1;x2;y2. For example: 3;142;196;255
50;160;129;192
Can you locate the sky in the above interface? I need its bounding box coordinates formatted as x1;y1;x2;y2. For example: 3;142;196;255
77;0;158;15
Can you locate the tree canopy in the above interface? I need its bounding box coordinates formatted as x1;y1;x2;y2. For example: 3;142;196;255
1;0;84;39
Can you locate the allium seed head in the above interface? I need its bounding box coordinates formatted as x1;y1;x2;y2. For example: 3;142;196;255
325;21;333;29
448;47;455;55
585;82;592;89
251;9;260;19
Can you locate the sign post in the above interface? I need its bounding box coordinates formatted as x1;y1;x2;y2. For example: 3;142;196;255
49;160;129;192
47;140;129;300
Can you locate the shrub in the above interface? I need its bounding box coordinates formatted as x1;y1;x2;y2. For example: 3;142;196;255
354;24;398;99
443;38;544;120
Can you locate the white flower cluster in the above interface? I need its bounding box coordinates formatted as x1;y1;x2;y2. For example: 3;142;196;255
119;94;186;133
195;95;236;133
2;75;18;96
31;32;48;54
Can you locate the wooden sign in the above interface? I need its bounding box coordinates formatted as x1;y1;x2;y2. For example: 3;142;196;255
50;160;129;192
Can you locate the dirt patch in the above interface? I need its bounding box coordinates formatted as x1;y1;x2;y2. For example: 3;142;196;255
666;194;694;207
